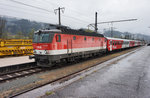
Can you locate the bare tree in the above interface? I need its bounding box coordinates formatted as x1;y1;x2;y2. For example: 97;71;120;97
0;17;6;38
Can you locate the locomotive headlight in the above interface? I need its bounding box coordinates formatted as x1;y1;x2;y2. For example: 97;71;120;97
44;50;49;54
33;50;36;54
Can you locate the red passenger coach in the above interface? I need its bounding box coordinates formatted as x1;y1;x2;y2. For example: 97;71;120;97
106;37;142;51
106;37;123;51
32;27;107;67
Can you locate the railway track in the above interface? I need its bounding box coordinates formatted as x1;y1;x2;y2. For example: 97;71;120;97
0;62;48;83
0;66;45;83
0;62;37;75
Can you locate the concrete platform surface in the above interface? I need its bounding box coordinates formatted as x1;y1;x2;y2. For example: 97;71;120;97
0;56;34;67
46;46;150;98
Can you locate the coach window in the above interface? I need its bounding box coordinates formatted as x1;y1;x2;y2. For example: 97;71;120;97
84;37;86;41
113;41;114;45
56;35;61;42
110;41;112;45
73;36;76;40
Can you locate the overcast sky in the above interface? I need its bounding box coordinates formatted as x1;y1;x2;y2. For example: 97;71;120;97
0;0;150;35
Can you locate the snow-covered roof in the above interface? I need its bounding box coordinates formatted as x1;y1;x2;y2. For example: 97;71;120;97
106;37;140;42
34;29;62;33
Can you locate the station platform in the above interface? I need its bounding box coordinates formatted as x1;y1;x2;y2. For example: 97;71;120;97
46;46;150;98
0;56;34;67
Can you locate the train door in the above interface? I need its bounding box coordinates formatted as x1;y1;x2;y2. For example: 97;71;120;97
67;39;72;54
110;40;112;51
101;41;103;49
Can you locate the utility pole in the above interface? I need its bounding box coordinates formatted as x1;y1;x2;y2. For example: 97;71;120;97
95;12;98;32
54;7;65;25
110;22;113;37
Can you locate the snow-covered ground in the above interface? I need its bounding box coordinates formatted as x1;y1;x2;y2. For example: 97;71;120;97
45;46;150;98
0;56;34;67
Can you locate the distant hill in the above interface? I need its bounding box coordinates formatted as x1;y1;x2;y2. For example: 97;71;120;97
3;16;50;35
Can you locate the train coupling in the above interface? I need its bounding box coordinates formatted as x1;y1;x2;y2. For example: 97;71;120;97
29;55;35;59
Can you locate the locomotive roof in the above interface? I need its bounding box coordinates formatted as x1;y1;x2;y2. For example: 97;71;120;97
36;28;104;37
60;28;104;37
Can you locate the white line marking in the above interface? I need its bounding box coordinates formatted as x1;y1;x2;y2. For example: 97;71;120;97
7;75;12;77
30;70;35;72
23;71;29;74
15;73;21;75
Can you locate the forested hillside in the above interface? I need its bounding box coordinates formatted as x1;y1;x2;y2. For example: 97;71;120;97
1;16;49;39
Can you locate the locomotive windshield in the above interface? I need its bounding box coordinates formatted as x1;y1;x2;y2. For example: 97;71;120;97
33;33;54;43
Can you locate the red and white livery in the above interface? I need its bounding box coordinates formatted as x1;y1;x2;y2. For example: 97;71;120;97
32;27;107;67
30;26;142;67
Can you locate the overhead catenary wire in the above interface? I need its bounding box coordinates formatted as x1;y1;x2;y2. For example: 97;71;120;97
8;0;91;24
0;5;53;19
0;7;56;23
9;0;54;13
42;0;94;21
62;15;90;24
1;0;94;28
0;3;52;15
0;5;88;26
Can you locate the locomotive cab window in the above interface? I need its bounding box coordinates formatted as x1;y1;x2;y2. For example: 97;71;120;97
33;33;55;43
33;34;38;42
40;33;50;43
56;35;61;42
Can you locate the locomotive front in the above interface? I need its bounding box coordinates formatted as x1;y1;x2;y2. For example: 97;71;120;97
30;29;61;67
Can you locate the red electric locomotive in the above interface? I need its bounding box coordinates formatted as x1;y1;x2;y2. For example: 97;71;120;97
31;26;107;67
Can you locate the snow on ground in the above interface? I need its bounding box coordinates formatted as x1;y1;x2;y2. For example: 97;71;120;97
46;46;150;98
0;56;34;67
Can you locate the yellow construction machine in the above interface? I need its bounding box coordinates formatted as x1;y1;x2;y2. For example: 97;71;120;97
0;39;33;56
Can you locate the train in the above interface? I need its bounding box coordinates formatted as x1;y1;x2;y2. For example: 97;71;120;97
29;26;143;67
